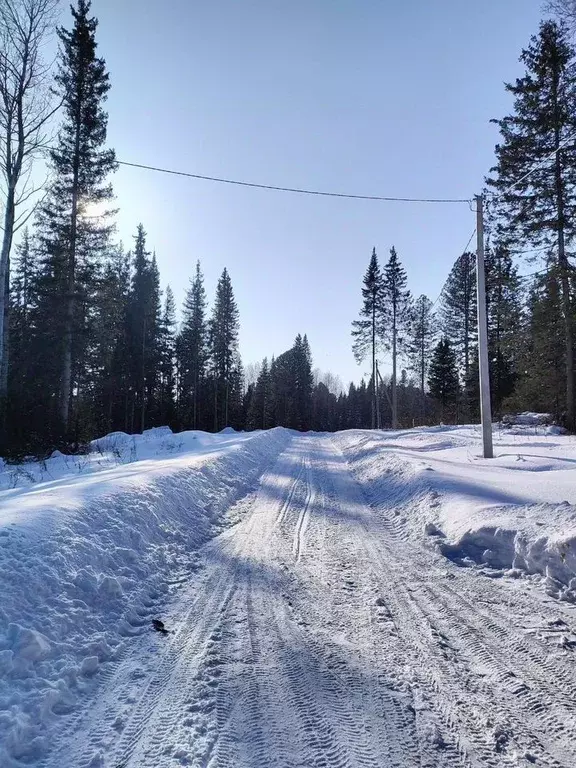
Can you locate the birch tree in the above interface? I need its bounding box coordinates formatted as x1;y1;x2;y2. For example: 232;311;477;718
0;0;57;404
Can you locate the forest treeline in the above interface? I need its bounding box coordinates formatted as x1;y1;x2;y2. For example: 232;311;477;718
1;1;576;455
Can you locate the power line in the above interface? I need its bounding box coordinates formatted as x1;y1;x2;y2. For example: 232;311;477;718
431;227;477;310
486;130;576;201
116;159;472;204
516;268;548;280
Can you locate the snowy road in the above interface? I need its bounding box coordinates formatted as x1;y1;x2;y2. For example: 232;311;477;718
44;434;576;768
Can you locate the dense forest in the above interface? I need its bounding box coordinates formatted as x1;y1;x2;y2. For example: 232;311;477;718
1;0;576;456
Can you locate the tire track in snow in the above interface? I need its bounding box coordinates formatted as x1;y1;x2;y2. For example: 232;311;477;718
334;435;576;768
417;579;576;765
101;565;238;768
275;456;305;528
292;459;314;562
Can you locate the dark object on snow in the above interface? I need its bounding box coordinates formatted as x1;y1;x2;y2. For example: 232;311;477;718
152;619;169;635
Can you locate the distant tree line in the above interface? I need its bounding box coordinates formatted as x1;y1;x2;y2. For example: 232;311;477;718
2;3;576;455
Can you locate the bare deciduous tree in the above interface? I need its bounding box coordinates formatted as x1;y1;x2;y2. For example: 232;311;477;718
0;0;58;400
547;0;576;29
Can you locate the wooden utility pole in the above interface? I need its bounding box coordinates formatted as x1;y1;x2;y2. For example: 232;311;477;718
476;194;494;459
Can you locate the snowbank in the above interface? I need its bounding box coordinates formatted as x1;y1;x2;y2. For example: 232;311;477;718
0;426;290;766
335;426;576;602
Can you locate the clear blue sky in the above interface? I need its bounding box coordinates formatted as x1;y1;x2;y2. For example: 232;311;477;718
90;0;545;386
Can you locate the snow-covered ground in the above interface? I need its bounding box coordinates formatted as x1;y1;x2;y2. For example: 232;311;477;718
2;424;576;767
336;424;576;599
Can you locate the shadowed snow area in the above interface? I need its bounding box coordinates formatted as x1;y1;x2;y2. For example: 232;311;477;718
2;425;576;767
335;425;576;598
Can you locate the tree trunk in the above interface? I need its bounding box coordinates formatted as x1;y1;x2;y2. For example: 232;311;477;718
2;258;10;403
225;378;229;427
392;309;398;429
60;142;82;433
552;66;575;430
140;318;146;433
0;186;16;410
463;254;470;421
421;326;426;424
371;303;376;429
193;366;198;429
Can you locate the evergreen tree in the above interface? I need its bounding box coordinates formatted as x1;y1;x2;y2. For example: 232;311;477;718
38;0;116;435
487;20;576;428
269;335;314;430
293;334;314;430
351;248;383;428
158;285;177;427
88;242;130;435
440;251;477;415
406;294;436;424
428;338;460;422
246;357;272;430
485;243;522;415
382;246;412;429
177;261;208;429
125;226;161;432
209;268;240;430
510;270;566;418
7;230;40;448
312;382;339;431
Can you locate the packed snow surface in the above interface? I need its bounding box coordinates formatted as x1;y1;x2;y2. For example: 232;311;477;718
2;424;576;767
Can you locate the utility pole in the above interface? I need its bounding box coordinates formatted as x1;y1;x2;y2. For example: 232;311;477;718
476;194;493;459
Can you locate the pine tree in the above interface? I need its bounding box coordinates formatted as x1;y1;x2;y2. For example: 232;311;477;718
87;242;130;435
511;270;566;418
406;294;436;424
440;251;477;416
293;334;314;430
209;268;240;430
487;20;576;428
382;246;412;429
125;226;161;432
38;0;116;435
246;357;272;430
158;285;177;427
428;338;460;422
351;248;383;429
7;230;40;448
177;261;208;429
485;243;522;415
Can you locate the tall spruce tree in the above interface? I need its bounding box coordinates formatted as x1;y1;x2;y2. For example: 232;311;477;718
177;261;208;429
246;357;272;430
406;294;436;424
428;338;460;423
158;285;177;427
269;335;313;430
382;246;412;429
125;226;161;432
294;334;314;430
440;251;477;414
351;248;383;428
512;270;566;418
487;20;576;429
485;243;522;415
209;268;240;431
91;243;130;434
38;0;116;436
